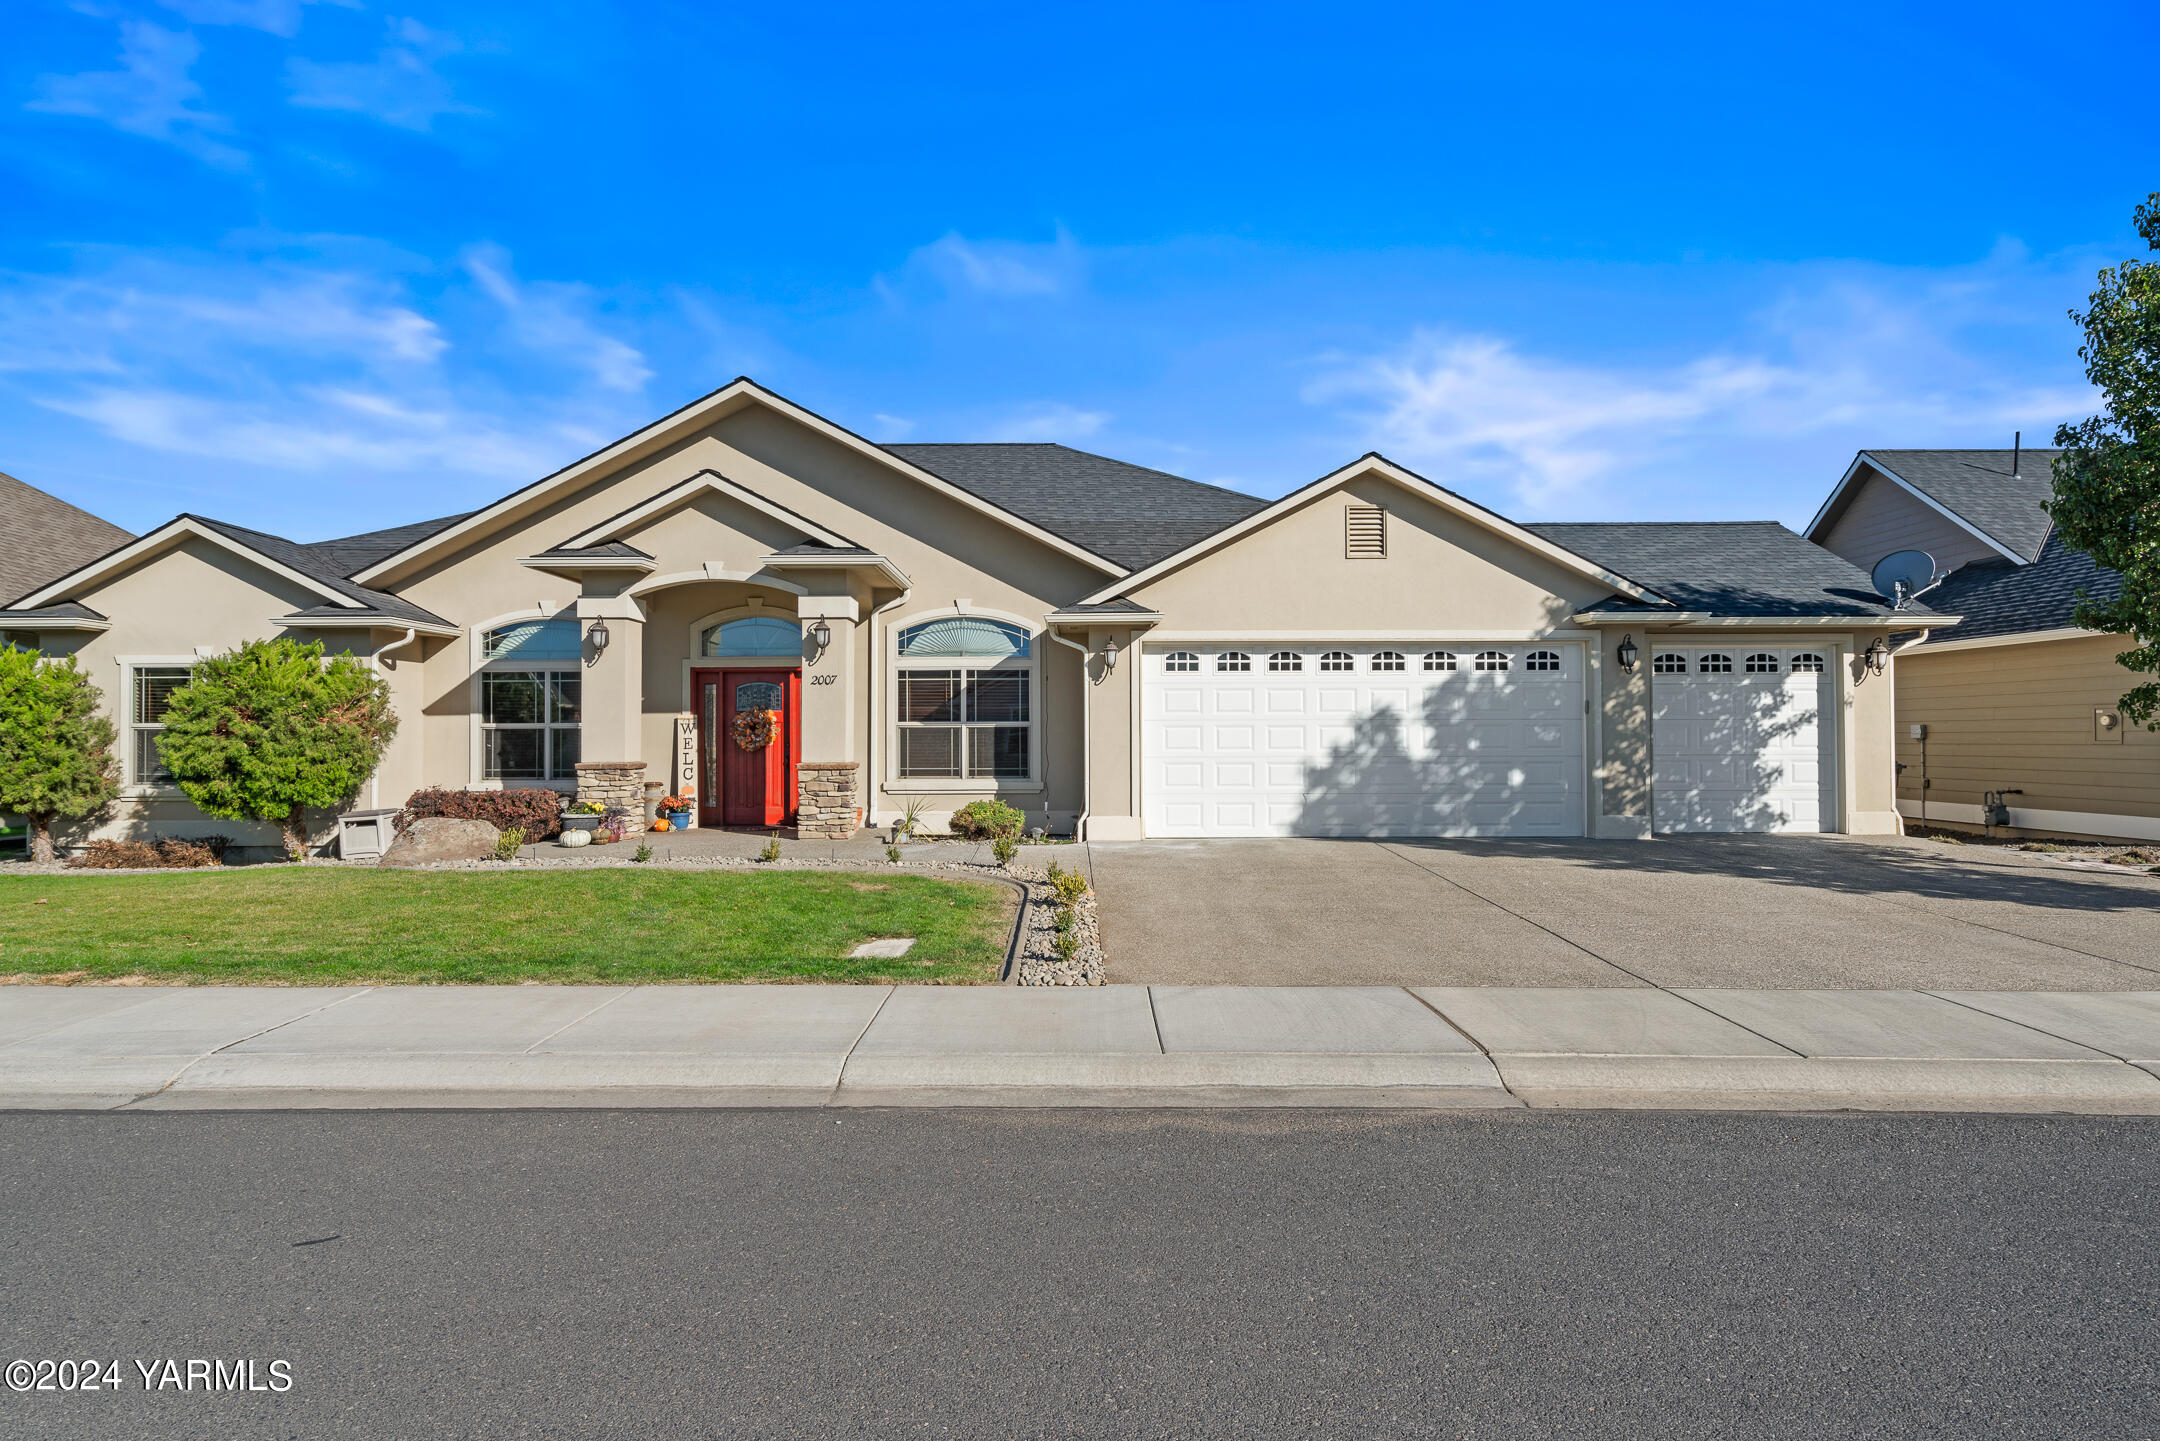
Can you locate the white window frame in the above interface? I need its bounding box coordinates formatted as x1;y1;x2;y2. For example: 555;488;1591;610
1372;651;1406;672
1318;650;1355;672
1216;651;1251;672
1162;651;1200;673
115;654;198;795
1267;651;1302;672
885;607;1042;793
468;608;584;791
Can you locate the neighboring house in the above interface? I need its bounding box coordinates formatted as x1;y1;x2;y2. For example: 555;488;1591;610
1808;448;2158;842
0;470;133;620
0;380;1946;853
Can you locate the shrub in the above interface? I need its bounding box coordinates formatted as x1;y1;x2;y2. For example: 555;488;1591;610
632;843;653;863
70;837;225;870
0;649;121;862
2020;842;2069;853
951;799;1024;841
1053;906;1074;933
491;827;525;861
759;837;782;863
1045;860;1089;906
399;787;564;841
1053;928;1079;963
886;844;902;864
991;835;1018;866
156;638;398;862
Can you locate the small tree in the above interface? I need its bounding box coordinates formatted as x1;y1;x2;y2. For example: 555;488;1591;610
2050;190;2160;728
156;638;398;861
0;648;121;862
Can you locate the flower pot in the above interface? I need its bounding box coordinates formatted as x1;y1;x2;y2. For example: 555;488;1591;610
562;813;602;833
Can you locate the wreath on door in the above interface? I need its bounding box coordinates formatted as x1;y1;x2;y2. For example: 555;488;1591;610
731;708;778;751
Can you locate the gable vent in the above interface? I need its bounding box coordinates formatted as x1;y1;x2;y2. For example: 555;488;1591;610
1345;503;1387;559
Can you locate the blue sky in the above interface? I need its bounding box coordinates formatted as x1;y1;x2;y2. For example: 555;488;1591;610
4;0;2155;544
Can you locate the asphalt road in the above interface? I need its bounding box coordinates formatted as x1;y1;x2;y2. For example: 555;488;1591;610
3;1109;2157;1439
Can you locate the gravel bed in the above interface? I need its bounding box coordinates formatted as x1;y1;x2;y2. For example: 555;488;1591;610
1006;860;1105;987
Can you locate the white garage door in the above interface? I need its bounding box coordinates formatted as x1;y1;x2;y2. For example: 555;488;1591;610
1651;646;1837;833
1142;644;1585;837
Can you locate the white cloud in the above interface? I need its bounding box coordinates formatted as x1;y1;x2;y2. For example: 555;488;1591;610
286;17;477;131
871;413;916;438
27;20;247;169
156;0;324;38
981;403;1110;443
894;229;1085;300
1309;253;2099;517
462;243;651;392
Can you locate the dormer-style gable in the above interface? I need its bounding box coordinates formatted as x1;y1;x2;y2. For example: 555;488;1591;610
1808;449;2060;573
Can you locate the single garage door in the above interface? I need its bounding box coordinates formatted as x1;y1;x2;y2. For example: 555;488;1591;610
1651;646;1837;833
1142;643;1585;837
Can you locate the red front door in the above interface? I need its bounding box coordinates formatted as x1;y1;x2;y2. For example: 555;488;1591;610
697;668;799;827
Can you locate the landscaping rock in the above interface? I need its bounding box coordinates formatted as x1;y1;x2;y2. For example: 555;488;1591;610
378;817;500;868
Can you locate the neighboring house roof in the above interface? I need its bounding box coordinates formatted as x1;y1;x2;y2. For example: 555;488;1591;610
1532;522;1927;619
0;471;134;606
884;443;1269;570
1915;530;2124;644
1819;449;2062;563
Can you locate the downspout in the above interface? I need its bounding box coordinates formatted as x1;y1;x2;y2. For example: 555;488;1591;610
366;627;422;810
1050;628;1092;841
865;589;911;833
1886;631;1930;837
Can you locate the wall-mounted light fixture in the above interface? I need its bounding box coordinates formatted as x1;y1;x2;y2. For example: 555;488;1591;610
1863;635;1889;677
587;618;610;653
1101;637;1120;673
1616;634;1638;673
809;618;832;653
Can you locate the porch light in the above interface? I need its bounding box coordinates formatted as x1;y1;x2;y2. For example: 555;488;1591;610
587;618;610;653
1101;637;1120;673
1616;634;1638;673
1864;635;1889;676
810;619;832;652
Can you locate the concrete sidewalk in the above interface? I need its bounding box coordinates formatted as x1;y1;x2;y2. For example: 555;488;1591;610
6;984;2160;1113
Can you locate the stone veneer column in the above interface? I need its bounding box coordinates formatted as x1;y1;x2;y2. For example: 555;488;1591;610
795;762;860;839
573;761;649;835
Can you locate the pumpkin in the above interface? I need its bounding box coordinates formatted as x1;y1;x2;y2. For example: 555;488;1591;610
653;818;671;832
558;828;592;848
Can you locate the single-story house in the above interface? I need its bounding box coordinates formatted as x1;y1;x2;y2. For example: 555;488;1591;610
2;379;1952;851
1808;448;2157;843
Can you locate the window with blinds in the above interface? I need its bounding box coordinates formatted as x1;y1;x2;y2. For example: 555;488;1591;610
132;665;191;782
1345;503;1386;559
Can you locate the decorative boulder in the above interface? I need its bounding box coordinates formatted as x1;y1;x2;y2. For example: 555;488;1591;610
377;817;501;868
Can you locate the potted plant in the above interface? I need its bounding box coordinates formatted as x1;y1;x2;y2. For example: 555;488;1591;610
659;792;694;829
562;799;606;834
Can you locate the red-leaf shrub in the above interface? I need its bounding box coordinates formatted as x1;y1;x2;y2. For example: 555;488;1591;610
396;787;564;840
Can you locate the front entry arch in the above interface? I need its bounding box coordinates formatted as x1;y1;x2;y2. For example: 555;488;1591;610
696;667;801;827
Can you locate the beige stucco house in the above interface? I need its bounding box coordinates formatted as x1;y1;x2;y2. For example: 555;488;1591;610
2;380;1948;853
1809;448;2157;843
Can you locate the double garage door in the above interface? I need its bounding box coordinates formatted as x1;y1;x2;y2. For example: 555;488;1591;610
1140;640;1842;838
1142;643;1586;837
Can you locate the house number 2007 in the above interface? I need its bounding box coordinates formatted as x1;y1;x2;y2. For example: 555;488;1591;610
808;673;837;685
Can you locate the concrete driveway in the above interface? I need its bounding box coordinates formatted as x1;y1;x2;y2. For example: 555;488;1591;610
1084;834;2160;990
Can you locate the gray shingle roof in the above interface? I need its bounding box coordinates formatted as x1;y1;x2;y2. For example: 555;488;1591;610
883;443;1267;570
1528;521;1923;618
1048;598;1161;617
300;513;475;578
0;600;108;625
0;471;133;606
188;516;454;629
1915;530;2122;644
1859;450;2060;562
525;541;653;561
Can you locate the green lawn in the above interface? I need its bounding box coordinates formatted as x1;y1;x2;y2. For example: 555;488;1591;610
0;868;1014;985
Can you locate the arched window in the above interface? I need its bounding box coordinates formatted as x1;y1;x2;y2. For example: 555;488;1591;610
897;617;1029;659
1699;653;1733;673
1474;651;1509;672
1790;652;1826;673
1318;650;1354;672
701;615;803;658
479;619;581;782
1372;651;1406;672
1524;650;1561;672
1267;651;1302;672
1652;652;1687;674
1423;651;1457;672
1217;651;1251;672
1162;651;1200;673
1744;653;1780;673
894;615;1035;782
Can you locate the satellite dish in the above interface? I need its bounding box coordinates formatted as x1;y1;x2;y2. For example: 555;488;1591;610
1871;549;1941;609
